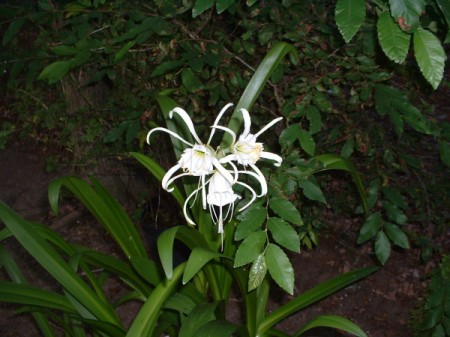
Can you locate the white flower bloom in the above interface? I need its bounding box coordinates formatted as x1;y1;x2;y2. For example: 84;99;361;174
147;103;236;223
219;108;283;198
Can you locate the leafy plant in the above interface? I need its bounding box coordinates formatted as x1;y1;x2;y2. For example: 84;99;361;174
0;42;379;337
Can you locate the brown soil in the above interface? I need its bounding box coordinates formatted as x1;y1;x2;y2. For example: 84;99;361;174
0;140;432;337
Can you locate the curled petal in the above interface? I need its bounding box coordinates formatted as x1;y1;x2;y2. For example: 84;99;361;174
211;125;236;146
254;117;283;139
236;181;257;212
207;103;234;144
170;107;203;145
183;186;203;226
239;166;267;197
161;163;182;192
211;157;234;185
147;127;193;147
240;108;251;139
260;151;283;166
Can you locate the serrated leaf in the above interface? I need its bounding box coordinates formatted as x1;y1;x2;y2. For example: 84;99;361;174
384;222;410;249
383;201;407;225
298;179;327;204
377;11;410;63
335;0;366;43
357;212;382;244
268;217;300;253
298;130;316;156
375;230;391;265
413;28;447;89
234;231;266;268
193;0;215;18
265;244;294;295
248;254;267;291
389;0;425;32
235;205;266;240
269;197;302;225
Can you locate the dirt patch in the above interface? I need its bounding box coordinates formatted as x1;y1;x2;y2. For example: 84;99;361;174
0;140;427;337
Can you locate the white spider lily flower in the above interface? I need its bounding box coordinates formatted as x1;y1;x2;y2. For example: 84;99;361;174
147;103;236;223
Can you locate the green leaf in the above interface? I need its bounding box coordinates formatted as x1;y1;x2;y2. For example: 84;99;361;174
375;230;391;265
439;141;450;167
312;92;332;113
295;315;368;337
179;303;217;337
268;217;300;253
130;152;185;208
235;205;267;240
265;244;294;295
377;11;410;63
383;201;407;224
269;197;302;225
182;68;204;93
313;154;368;215
114;40;135;62
0;202;122;327
382;186;408;209
38;61;72;84
216;0;234;14
389;0;425;32
279;124;301;149
357;212;382;244
335;0;366;43
341;136;354;158
151;60;184;77
196;320;239;337
193;0;215;18
248;254;267;291
298;130;316;156
306;106;322;134
257;266;379;334
436;0;450;27
221;42;297;148
384;222;409;249
234;231;266;268
2;18;25;46
298;179;327;204
183;247;224;284
413;27;447;89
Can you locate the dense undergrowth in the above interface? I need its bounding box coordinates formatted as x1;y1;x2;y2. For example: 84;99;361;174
1;1;449;336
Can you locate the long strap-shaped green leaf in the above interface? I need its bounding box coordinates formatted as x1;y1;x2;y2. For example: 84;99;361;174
221;42;298;148
294;315;368;337
48;176;147;259
126;262;186;337
0;245;56;337
257;266;378;335
0;201;123;328
312;154;368;214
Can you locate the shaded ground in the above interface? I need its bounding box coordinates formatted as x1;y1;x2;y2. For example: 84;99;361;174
0;140;430;337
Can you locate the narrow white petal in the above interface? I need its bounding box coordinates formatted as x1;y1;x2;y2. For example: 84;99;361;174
201;174;207;210
162;163;182;192
147;127;193;147
170;107;203;145
219;154;238;164
207;103;233;144
211;157;234;185
236;181;257;211
210;125;236;145
183;187;202;226
249;164;268;196
164;171;192;192
254;117;283;139
240;108;251;138
260;152;283;166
